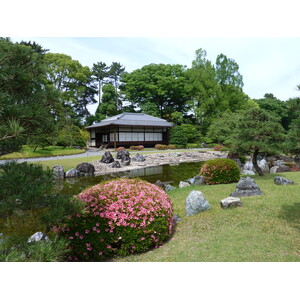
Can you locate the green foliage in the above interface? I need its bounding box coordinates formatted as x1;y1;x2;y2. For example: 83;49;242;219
0;39;55;156
169;126;188;146
206;111;242;145
56;124;87;148
0;236;70;262
284;117;300;155
200;158;240;185
121;63;190;119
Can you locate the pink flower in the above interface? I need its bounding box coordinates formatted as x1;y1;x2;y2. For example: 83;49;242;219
85;229;90;234
107;245;111;249
75;232;80;236
79;235;84;239
69;236;74;240
98;252;103;255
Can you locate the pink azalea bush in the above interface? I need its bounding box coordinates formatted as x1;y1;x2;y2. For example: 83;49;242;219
55;178;174;261
200;158;240;185
117;147;126;151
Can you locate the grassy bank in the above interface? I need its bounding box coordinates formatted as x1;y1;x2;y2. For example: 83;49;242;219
114;172;300;262
0;145;85;159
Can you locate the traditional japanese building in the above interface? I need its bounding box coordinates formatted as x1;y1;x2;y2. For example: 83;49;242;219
86;113;173;148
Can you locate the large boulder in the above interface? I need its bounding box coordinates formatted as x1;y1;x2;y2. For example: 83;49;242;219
243;161;254;171
155;180;165;189
116;149;130;160
76;162;95;176
220;197;243;208
230;176;262;197
53;165;64;180
65;168;80;178
270;165;290;173
274;176;294;185
121;156;131;166
186;190;211;216
100;151;114;164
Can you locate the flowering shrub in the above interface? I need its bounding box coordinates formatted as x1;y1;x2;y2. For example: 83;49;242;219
167;144;176;149
130;145;144;151
55;178;174;261
117;147;126;151
213;144;225;151
200;158;240;185
155;144;167;150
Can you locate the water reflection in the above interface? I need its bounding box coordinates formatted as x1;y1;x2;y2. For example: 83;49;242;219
60;161;204;196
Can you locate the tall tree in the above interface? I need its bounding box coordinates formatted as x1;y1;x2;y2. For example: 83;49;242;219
121;63;190;120
186;49;223;132
108;62;125;110
0;38;55;155
92;61;109;104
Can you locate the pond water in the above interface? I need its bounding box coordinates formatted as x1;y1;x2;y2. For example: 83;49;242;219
58;161;205;196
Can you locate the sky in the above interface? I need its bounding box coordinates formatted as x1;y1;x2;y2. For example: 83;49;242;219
11;36;300;115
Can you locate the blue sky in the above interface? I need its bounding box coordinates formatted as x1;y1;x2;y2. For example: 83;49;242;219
11;36;300;114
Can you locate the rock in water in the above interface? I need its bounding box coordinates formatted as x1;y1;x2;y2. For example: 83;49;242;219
100;151;114;164
186;190;211;216
230;177;262;197
53;165;64;180
76;162;95;176
274;176;294;185
65;168;80;178
220;197;243;208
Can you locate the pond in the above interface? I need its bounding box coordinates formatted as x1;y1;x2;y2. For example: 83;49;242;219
58;161;205;196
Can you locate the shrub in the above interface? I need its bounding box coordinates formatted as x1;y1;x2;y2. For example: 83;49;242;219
213;144;225;151
186;143;200;149
117;147;126;151
200;158;240;185
167;144;176;150
129;145;144;151
155;144;167;150
55;178;174;261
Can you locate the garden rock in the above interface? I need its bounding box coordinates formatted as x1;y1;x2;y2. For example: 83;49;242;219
276;165;290;172
274;176;294;185
28;232;50;243
186;190;211;216
165;184;176;192
53;165;64;180
187;175;205;185
111;161;121;168
258;159;269;174
116;149;130;160
100;151;114;164
173;215;182;224
179;181;190;188
132;153;146;162
76;162;95;176
220;197;243;208
243;161;254;171
155;180;165;189
121;156;131;166
65;168;80;178
230;176;262;197
242;170;255;175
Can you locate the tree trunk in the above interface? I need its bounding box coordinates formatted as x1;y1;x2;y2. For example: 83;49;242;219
252;147;264;176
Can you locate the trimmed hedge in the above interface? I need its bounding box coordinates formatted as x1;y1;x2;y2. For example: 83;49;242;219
200;158;240;185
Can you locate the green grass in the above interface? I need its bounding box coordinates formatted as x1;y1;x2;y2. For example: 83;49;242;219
114;172;300;262
0;145;85;159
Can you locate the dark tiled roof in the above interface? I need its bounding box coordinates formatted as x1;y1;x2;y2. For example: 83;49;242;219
86;113;173;129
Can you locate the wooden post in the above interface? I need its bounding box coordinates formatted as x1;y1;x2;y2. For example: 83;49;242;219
114;127;116;150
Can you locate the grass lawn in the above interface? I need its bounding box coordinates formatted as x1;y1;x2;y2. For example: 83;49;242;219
0;145;85;159
114;172;300;262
